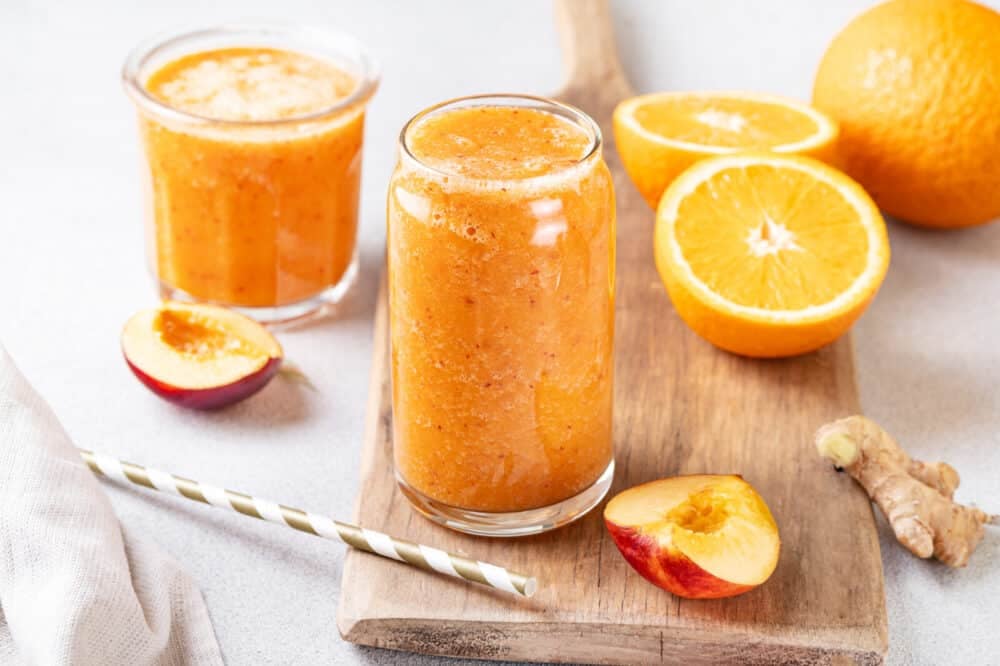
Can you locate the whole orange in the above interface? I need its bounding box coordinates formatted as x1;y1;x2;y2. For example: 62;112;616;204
812;0;1000;228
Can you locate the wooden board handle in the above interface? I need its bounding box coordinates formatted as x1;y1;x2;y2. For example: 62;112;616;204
554;0;631;97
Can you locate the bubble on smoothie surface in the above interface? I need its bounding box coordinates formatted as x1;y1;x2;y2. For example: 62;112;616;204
145;47;358;121
407;106;593;180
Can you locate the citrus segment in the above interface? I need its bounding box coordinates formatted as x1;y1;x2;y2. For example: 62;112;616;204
628;95;824;150
614;92;840;209
655;153;889;358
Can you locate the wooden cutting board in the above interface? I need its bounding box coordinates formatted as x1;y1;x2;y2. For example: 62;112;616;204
338;1;887;663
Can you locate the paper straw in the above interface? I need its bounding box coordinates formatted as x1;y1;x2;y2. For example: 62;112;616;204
78;448;537;598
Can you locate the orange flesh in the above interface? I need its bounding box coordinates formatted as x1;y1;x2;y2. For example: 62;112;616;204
389;106;615;512
674;164;870;310
139;47;365;307
634;96;819;148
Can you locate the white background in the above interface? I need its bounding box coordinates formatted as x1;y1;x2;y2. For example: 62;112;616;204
2;1;999;664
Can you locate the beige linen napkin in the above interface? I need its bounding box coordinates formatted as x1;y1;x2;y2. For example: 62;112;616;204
0;344;223;665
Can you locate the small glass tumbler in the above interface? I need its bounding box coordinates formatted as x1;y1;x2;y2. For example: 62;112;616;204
123;25;379;325
387;94;616;537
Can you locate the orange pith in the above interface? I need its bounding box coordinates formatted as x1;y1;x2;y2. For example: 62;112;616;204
613;92;840;209
655;153;889;358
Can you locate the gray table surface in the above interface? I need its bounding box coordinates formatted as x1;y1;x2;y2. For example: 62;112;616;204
1;1;998;664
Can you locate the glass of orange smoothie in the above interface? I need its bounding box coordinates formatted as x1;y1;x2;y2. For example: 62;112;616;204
123;26;378;324
388;95;616;536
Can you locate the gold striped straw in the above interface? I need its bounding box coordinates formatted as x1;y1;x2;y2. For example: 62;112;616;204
78;448;536;597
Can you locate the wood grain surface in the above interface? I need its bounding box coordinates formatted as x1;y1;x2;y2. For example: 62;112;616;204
338;1;888;663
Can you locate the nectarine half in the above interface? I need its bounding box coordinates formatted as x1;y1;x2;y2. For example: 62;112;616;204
121;301;282;410
604;474;780;599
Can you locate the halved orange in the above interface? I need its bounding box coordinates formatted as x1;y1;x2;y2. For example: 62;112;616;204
614;91;840;208
654;153;889;358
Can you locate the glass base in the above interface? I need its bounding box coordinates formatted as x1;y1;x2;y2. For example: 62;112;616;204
396;460;615;537
155;252;358;329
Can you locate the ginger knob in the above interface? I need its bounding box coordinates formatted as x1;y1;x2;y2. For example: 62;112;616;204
816;416;995;568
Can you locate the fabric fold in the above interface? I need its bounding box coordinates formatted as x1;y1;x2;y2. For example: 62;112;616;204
0;345;222;665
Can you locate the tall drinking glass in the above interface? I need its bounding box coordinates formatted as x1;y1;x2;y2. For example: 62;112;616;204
387;94;616;536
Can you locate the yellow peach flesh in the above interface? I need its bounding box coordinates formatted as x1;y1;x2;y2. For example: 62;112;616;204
121;301;282;390
605;474;780;588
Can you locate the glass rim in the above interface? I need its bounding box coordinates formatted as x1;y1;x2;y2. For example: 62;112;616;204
399;93;603;184
121;23;380;128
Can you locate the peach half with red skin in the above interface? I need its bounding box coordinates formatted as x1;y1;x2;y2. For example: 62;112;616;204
121;301;282;410
604;474;780;599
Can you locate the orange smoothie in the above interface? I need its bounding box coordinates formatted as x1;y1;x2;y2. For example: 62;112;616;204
388;98;616;517
132;43;374;312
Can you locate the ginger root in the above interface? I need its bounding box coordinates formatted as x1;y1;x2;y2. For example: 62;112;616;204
816;415;995;568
